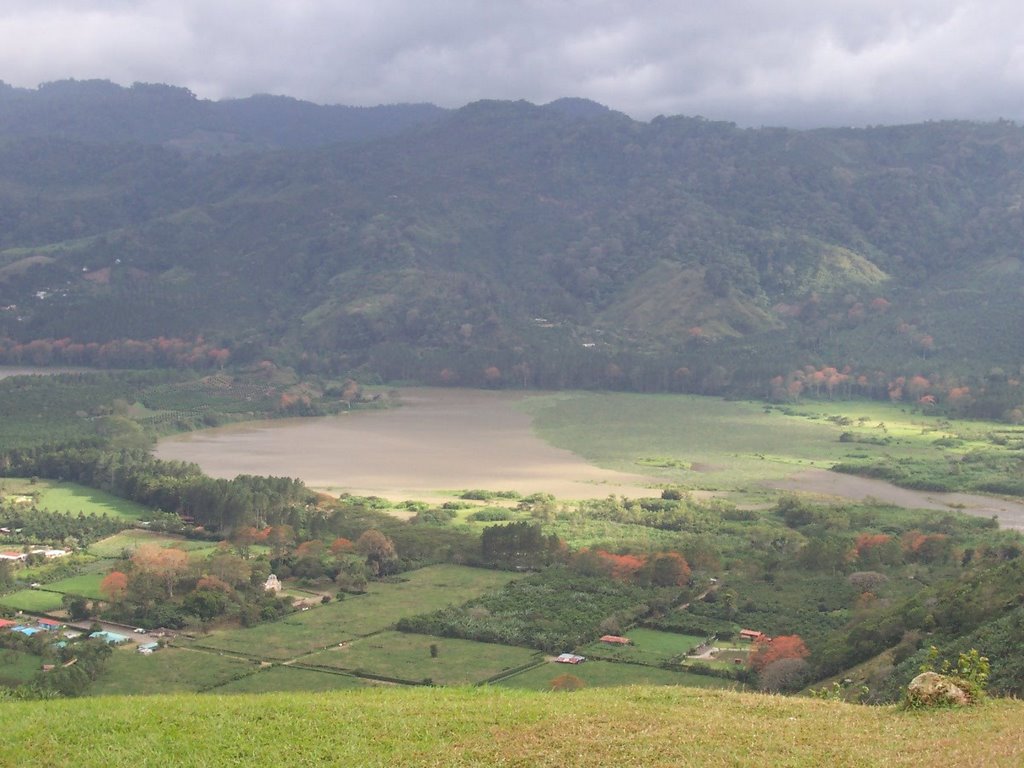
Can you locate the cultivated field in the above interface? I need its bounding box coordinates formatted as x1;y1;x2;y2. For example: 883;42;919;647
189;565;523;660
88;647;257;696
302;631;539;685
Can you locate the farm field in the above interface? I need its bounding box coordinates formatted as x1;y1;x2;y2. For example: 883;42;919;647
0;478;151;520
495;659;738;691
215;664;374;694
0;588;65;612
189;565;524;660
41;572;105;600
303;631;540;685
579;628;707;667
88;647;257;696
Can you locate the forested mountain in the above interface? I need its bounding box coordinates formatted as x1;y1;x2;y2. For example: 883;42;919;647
1;80;1022;410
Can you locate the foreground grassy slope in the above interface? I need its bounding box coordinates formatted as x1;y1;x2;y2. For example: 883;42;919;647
3;687;1023;767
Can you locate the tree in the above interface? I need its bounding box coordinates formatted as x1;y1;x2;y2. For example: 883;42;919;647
99;570;128;602
356;529;398;576
749;634;810;672
132;544;189;598
645;552;692;587
758;657;811;692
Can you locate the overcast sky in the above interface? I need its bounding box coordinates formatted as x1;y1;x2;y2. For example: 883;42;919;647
2;1;1022;127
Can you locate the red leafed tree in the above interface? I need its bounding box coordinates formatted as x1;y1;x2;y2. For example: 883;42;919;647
100;570;129;602
645;552;692;587
330;537;354;555
749;635;809;672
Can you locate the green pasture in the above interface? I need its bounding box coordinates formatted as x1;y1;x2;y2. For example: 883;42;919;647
88;647;257;696
579;629;707;667
88;530;213;558
696;646;751;670
494;659;738;691
0;588;65;612
42;572;106;600
304;631;539;686
0;478;151;520
519;392;1024;498
214;664;374;694
190;565;523;660
0;647;44;686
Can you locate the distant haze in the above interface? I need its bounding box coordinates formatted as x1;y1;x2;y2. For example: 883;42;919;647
2;1;1023;127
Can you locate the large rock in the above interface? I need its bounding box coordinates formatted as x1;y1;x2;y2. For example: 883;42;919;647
906;671;971;707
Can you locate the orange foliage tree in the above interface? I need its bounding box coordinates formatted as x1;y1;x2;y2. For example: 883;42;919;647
99;570;128;602
749;635;810;672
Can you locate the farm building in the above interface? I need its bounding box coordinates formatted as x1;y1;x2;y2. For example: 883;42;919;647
0;551;27;562
0;618;17;630
739;629;768;642
137;642;159;654
599;635;631;645
37;618;62;631
555;653;586;664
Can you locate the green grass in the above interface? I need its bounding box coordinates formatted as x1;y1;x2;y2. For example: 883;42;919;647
495;659;736;691
0;647;44;685
3;673;1024;765
88;647;258;696
189;565;523;660
0;588;65;612
0;478;151;520
579;629;708;666
303;631;539;685
41;573;106;600
213;664;374;694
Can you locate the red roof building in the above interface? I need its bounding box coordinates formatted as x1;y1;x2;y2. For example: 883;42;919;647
599;635;631;645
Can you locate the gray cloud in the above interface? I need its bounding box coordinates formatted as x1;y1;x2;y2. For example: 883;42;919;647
1;0;1022;126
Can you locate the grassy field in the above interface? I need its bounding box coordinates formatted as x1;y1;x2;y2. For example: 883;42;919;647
0;588;65;612
3;685;1024;767
495;658;736;691
189;565;523;660
303;631;540;685
579;629;707;667
0;687;1021;766
214;664;374;694
88;647;258;696
41;573;106;600
0;478;151;520
87;530;215;558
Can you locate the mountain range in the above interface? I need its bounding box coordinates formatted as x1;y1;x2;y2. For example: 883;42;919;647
1;79;1022;402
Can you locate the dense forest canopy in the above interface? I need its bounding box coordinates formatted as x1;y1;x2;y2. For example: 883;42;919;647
0;80;1021;410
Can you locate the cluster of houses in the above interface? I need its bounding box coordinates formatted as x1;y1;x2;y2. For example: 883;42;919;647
0;548;71;564
0;617;64;636
1;615;164;655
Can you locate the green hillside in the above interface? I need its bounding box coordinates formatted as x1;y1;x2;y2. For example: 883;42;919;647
2;687;1022;767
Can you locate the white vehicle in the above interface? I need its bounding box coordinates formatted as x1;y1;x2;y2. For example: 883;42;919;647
133;627;147;634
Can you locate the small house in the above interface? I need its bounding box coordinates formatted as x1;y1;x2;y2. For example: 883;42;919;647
599;635;631;645
0;551;27;563
37;618;61;631
137;642;159;654
89;630;130;645
0;619;17;630
555;653;586;664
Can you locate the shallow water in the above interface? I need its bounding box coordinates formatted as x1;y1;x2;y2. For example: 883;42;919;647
155;388;661;500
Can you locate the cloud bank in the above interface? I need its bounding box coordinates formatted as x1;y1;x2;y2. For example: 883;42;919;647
3;1;1022;126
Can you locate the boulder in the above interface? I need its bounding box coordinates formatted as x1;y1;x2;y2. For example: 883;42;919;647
906;671;971;707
